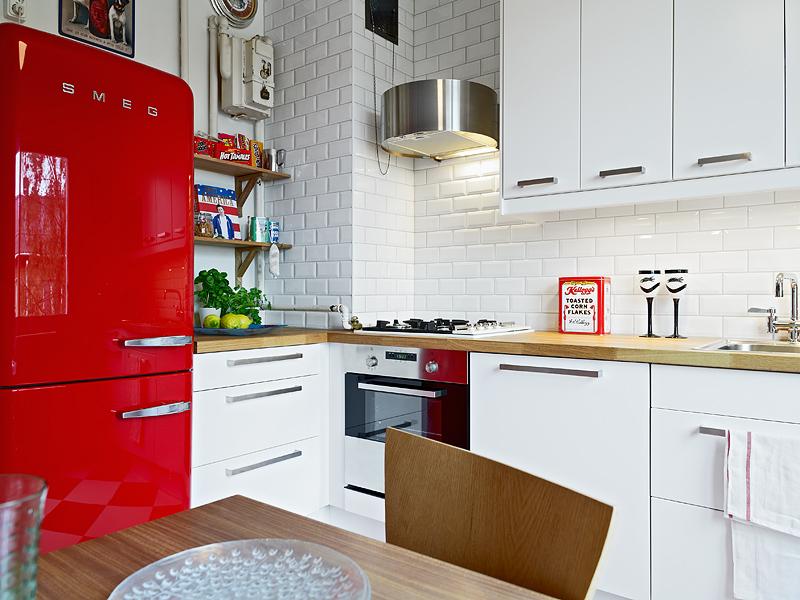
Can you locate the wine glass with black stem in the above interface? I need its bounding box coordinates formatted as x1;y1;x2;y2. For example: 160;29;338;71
665;269;688;339
638;270;661;338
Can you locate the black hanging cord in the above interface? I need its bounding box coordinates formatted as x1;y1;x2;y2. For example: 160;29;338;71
368;0;395;176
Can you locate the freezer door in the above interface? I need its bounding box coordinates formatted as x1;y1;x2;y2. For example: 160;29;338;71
0;24;193;386
0;372;191;553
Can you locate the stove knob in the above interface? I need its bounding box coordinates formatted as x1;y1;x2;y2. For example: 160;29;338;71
425;360;439;374
366;355;378;368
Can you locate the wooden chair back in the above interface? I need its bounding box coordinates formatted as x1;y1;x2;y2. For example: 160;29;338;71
384;428;613;600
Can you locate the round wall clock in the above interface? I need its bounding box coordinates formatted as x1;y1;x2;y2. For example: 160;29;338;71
210;0;259;28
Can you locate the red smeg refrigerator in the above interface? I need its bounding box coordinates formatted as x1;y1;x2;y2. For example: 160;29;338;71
0;23;194;553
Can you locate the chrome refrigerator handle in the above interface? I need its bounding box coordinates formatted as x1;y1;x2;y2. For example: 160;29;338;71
123;336;193;347
119;401;191;419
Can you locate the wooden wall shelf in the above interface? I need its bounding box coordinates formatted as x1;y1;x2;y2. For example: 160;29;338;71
194;236;292;286
193;154;290;216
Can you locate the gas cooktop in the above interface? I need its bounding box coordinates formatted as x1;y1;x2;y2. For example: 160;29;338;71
361;318;531;337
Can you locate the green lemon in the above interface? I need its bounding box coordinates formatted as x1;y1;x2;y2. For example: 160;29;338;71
220;313;241;329
202;314;221;328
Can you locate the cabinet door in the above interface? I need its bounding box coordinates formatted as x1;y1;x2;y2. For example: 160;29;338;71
787;0;800;166
470;353;650;600
501;0;580;198
673;0;784;179
652;498;733;600
581;0;672;189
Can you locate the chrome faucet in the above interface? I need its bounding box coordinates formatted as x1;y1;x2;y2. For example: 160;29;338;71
751;273;800;342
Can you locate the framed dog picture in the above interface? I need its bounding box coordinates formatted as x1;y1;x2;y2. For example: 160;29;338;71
58;0;134;58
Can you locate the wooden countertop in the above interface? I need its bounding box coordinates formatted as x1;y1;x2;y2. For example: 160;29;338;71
195;328;800;374
37;496;551;600
194;326;328;353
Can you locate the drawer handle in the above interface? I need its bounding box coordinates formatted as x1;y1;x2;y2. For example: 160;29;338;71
698;426;727;438
697;152;752;166
498;364;603;378
599;165;645;178
226;385;302;403
517;176;558;187
225;450;302;477
227;353;303;367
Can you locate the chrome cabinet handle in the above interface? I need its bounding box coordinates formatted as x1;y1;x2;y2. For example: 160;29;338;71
498;364;603;378
124;335;192;347
226;385;302;404
227;353;303;367
225;450;302;477
698;426;727;437
120;401;190;419
517;176;558;187
357;382;446;398
599;166;645;178
697;152;752;166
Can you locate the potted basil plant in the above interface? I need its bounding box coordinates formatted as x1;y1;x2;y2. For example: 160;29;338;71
194;268;233;327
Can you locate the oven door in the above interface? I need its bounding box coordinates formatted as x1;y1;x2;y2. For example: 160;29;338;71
344;373;468;495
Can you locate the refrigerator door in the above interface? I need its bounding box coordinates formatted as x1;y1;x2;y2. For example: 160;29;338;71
0;372;191;553
0;24;193;387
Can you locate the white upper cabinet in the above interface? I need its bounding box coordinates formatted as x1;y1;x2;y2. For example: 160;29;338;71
787;0;800;166
673;0;784;179
502;0;800;215
580;0;673;189
501;0;580;199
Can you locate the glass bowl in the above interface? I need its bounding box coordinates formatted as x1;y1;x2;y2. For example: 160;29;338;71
108;538;371;599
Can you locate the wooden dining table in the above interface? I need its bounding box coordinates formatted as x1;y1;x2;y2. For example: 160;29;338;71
36;495;553;599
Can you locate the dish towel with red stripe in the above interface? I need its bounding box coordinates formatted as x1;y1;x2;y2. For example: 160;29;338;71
725;430;800;600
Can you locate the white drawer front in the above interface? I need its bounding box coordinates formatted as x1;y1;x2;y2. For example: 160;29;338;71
192;375;321;467
191;437;322;516
193;344;322;391
652;408;800;510
652;365;800;422
652;498;733;600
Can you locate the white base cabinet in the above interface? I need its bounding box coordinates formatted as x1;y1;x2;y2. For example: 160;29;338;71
470;353;650;600
651;365;800;599
191;344;327;516
652;498;733;600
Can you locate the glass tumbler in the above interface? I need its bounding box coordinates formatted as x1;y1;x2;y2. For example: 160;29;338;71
0;474;47;600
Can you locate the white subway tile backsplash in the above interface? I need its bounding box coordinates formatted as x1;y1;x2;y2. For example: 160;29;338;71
543;220;578;240
748;203;800;227
700;208;748;231
655;211;699;233
774;225;800;248
615;215;655;235
677;230;723;253
723;228;773;251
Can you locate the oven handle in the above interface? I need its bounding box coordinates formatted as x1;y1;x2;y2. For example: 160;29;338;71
357;382;446;398
362;420;415;439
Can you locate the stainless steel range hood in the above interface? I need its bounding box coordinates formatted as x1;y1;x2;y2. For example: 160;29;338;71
380;79;498;161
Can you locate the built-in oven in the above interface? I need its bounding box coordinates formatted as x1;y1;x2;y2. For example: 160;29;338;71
342;344;469;499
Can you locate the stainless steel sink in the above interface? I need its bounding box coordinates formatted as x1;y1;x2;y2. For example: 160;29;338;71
696;339;800;354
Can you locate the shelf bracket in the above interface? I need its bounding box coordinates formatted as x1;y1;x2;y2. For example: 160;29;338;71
234;247;259;287
234;174;260;217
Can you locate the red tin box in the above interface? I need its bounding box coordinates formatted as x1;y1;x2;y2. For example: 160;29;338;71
559;276;612;334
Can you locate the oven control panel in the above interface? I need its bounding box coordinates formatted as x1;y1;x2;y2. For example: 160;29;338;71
343;344;467;384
